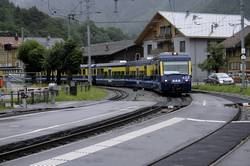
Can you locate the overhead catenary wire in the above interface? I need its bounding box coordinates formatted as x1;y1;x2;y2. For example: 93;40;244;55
168;0;175;26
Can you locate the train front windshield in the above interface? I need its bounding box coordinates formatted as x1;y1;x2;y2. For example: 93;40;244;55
163;61;189;75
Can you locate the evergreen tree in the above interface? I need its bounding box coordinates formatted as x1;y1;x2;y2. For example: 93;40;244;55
199;43;225;73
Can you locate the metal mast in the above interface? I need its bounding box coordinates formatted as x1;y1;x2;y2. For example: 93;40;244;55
240;0;246;89
86;0;92;85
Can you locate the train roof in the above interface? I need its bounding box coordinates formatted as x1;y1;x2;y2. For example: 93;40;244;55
126;59;152;66
95;62;126;67
156;54;191;61
80;54;191;68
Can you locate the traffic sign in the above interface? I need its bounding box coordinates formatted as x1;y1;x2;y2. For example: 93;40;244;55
242;48;246;54
241;54;246;60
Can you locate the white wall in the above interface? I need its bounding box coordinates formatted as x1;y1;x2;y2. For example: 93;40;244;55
143;40;158;58
189;38;209;82
173;37;190;54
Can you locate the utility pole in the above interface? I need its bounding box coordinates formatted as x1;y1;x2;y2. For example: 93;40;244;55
21;27;24;41
240;0;246;89
86;0;92;85
68;14;71;39
67;14;76;39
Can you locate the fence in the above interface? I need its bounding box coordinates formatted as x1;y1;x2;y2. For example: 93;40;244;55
0;88;50;108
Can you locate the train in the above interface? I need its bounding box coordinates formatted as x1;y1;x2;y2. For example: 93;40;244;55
80;53;192;94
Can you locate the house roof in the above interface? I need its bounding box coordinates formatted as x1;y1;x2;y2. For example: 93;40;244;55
24;37;64;48
84;40;135;57
0;37;22;48
222;26;250;48
136;11;250;44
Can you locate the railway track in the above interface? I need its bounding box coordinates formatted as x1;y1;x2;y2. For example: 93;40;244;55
105;87;129;101
0;87;191;163
149;91;250;166
1;90;249;165
0;104;163;163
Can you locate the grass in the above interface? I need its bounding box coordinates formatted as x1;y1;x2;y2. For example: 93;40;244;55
31;83;48;88
192;84;250;96
56;86;107;101
0;105;12;111
0;85;107;111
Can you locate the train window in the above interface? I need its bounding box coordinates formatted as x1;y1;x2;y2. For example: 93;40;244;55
104;72;108;78
155;64;159;75
97;68;104;75
163;61;189;74
108;69;112;78
121;71;124;78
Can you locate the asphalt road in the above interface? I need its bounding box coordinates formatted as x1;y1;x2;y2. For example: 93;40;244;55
215;135;250;166
2;93;240;166
0;101;156;147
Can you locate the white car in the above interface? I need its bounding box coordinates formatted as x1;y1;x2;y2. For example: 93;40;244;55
204;73;234;85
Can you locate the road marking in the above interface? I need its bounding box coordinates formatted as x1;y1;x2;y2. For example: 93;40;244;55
127;106;138;109
0;108;137;141
232;121;250;123
0;103;98;121
0;103;140;121
186;118;226;123
202;100;207;106
30;117;184;166
0;109;67;121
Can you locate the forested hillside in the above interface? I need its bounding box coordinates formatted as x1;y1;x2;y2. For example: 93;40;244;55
10;0;211;34
6;0;249;38
0;0;67;37
0;0;129;45
198;0;250;19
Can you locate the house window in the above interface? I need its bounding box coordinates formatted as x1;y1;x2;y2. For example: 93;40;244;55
157;42;163;50
174;28;179;35
147;44;152;55
180;41;186;52
160;26;171;37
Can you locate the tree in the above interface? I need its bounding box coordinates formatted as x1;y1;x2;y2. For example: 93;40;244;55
45;42;65;84
63;39;82;82
43;39;82;84
18;40;45;82
199;43;225;73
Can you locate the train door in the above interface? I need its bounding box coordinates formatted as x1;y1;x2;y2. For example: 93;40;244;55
108;67;112;82
0;76;3;88
126;66;129;79
136;67;139;80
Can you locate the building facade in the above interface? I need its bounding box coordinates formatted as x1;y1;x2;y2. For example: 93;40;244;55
0;37;23;74
222;26;250;79
135;11;250;81
83;40;143;64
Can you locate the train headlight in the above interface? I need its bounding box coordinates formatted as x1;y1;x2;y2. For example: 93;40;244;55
172;79;181;83
182;75;190;80
182;76;190;81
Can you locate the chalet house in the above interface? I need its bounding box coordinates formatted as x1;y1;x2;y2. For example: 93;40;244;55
222;26;250;76
135;11;250;81
0;36;23;74
82;40;143;64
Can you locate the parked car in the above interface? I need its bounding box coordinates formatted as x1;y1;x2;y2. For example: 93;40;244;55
204;73;234;85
